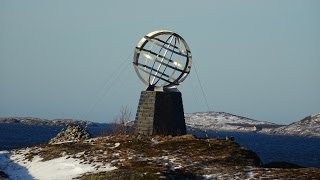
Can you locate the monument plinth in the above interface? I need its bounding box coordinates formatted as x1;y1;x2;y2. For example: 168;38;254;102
132;30;192;136
135;91;186;135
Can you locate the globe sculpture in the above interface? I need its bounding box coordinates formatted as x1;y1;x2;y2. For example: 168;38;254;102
133;30;192;90
133;30;191;136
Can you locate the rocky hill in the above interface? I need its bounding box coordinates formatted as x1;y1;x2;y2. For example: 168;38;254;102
185;111;282;133
1;112;319;138
0;117;95;127
263;113;320;137
1;135;319;179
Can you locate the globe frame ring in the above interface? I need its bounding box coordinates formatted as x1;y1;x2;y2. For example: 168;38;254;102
133;30;192;89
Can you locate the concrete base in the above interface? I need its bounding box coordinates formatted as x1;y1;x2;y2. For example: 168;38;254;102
134;91;187;136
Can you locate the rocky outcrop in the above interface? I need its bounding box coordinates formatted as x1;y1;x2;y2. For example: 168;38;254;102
49;125;91;144
33;135;319;179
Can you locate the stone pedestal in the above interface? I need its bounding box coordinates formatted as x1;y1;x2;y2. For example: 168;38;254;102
134;91;186;136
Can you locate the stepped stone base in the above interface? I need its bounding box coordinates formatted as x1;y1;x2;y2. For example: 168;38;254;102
134;91;186;136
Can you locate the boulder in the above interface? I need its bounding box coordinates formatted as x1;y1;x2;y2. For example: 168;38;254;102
49;125;91;144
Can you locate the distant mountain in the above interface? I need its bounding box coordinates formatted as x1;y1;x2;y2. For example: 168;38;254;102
1;112;319;137
185;111;282;133
0;117;96;127
264;113;320;137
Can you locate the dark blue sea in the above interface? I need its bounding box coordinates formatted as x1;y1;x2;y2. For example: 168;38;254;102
0;123;319;168
193;131;320;168
0;123;113;150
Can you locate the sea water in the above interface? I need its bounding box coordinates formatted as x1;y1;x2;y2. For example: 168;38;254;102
194;130;320;168
0;123;319;167
0;123;112;150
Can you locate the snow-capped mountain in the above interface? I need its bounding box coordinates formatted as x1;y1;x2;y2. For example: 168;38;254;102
265;113;320;137
185;111;282;132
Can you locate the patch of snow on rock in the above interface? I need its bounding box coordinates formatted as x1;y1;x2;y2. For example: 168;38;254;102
113;143;120;149
150;138;160;145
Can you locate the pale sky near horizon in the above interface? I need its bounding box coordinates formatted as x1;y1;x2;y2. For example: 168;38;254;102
1;1;319;124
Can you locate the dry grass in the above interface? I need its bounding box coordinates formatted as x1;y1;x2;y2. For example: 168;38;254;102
21;135;320;179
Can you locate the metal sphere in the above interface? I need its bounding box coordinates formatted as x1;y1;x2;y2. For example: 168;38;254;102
133;30;192;89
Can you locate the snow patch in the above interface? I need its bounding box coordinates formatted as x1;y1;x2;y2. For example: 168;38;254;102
151;138;160;145
114;142;120;148
0;150;116;180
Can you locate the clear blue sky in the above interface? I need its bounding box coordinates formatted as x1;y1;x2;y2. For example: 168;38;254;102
1;1;319;124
